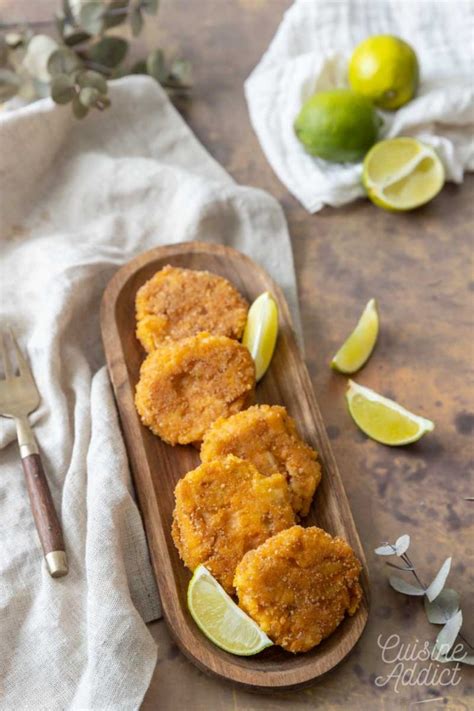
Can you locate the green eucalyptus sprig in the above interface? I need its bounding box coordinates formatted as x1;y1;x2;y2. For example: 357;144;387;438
375;535;473;664
0;0;191;118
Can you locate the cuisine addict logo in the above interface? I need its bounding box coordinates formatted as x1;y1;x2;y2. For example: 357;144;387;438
375;634;465;694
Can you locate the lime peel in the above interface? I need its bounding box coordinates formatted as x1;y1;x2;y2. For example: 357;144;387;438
346;380;434;446
331;298;379;373
187;565;273;656
242;291;278;382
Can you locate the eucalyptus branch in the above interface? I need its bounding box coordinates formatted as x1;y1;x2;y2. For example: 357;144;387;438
0;0;191;118
375;535;474;662
402;550;472;651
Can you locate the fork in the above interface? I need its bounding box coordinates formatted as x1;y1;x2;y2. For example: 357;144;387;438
0;331;68;578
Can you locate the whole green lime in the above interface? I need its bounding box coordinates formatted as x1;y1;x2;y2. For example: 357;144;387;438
294;89;382;163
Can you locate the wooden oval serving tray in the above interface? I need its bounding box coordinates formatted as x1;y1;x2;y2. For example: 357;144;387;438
101;241;369;691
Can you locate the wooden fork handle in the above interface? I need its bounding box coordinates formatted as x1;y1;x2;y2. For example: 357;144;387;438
22;453;68;578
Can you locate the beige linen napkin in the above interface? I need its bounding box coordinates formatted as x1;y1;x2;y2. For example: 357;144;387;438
0;76;299;710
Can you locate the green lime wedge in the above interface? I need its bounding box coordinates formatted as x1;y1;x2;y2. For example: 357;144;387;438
187;565;273;656
242;292;278;382
332;299;379;373
346;380;434;446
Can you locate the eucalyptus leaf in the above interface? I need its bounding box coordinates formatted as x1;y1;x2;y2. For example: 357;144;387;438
169;58;192;86
130;8;144;36
146;49;165;81
0;68;21;101
0;36;8;66
47;47;82;76
142;0;159;14
389;576;425;596
432;610;463;659
79;2;105;36
72;93;89;118
424;588;460;624
395;534;410;556
97;94;111;109
51;73;76;104
131;59;147;74
77;69;107;93
426;557;452;602
88;37;128;68
64;30;92;47
23;34;59;83
62;0;75;25
374;544;396;556
79;85;100;107
104;0;130;29
433;652;474;665
5;33;24;49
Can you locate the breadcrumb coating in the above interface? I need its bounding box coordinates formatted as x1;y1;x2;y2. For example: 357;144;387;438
172;455;295;593
136;265;248;352
234;526;363;653
201;405;321;516
135;333;255;445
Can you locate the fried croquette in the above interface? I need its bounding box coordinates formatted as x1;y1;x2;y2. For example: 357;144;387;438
172;455;295;593
200;405;321;517
135;333;255;445
234;525;363;653
135;265;248;352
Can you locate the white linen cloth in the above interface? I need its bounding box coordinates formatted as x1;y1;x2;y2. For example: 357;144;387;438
0;76;299;710
245;0;474;212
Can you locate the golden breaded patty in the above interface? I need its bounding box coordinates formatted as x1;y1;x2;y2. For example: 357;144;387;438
172;456;295;594
234;526;363;653
135;333;255;445
136;265;248;352
201;405;321;517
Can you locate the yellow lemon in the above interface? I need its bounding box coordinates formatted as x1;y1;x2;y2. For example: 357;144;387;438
346;380;434;446
349;35;419;110
187;565;273;655
362;137;444;211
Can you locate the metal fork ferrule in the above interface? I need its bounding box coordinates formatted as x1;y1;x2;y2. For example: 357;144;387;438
19;441;39;457
16;416;39;458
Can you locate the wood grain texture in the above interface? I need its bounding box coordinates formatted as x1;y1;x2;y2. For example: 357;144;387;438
101;242;369;690
22;453;65;555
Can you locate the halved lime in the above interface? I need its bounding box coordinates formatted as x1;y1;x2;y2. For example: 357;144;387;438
362;137;444;211
346;380;434;446
187;565;273;655
242;291;278;382
331;299;379;373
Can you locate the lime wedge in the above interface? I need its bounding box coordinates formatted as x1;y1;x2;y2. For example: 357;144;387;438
242;292;278;382
346;380;434;446
187;565;273;655
331;298;379;373
362;137;444;211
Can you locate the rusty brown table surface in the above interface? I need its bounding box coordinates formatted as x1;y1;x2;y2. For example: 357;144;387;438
3;1;473;709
